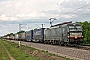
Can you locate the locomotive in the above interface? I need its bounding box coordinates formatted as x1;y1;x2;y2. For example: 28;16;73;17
44;21;83;45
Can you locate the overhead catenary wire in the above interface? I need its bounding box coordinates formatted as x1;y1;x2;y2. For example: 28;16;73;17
57;0;89;13
56;1;90;21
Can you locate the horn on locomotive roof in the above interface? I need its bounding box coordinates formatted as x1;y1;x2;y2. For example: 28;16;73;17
51;21;72;27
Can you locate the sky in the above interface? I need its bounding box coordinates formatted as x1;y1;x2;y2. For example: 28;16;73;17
0;0;90;36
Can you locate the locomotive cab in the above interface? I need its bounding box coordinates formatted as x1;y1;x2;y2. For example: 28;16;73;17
67;23;83;44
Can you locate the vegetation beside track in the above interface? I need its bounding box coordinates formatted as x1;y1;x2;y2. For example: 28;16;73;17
0;40;10;60
77;21;90;44
0;39;73;60
1;39;40;60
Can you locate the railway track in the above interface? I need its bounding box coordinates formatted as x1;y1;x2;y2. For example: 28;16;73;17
63;45;90;51
35;42;90;51
76;45;90;50
9;40;90;60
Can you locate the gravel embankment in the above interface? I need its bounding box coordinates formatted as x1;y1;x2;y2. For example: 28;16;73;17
10;40;90;60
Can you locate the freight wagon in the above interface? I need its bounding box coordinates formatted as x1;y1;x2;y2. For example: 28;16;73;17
18;32;26;41
32;28;45;43
14;34;18;40
25;30;33;41
9;35;14;40
5;36;10;40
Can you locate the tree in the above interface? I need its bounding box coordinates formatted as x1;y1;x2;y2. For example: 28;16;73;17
16;30;25;34
76;21;90;44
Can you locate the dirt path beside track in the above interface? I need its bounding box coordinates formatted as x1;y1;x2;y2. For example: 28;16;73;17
1;42;15;60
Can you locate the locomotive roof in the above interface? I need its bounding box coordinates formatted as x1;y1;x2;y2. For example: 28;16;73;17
51;22;81;27
51;21;72;27
67;23;81;26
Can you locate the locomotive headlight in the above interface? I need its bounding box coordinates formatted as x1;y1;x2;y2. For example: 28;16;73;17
68;36;70;38
78;33;82;35
82;36;83;38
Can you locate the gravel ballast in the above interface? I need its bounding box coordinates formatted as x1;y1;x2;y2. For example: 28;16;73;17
10;40;90;60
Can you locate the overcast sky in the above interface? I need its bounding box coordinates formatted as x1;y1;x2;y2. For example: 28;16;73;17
0;0;90;36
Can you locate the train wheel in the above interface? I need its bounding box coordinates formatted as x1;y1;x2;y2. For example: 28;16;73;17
64;42;68;46
47;40;50;44
59;41;64;46
59;41;61;46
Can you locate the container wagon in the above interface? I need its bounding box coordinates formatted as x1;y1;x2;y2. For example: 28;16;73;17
25;30;33;41
32;28;45;43
9;35;14;40
14;34;18;40
18;32;26;41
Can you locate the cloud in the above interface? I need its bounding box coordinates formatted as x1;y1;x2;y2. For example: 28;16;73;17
0;0;90;36
0;14;17;21
57;0;90;21
0;0;64;21
0;0;90;22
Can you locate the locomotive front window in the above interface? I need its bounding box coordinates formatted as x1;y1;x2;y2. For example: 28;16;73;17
69;26;82;31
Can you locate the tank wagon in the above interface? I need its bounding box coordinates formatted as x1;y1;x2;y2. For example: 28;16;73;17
25;30;33;41
44;21;83;45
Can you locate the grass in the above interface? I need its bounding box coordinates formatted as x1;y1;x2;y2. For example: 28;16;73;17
0;40;10;60
20;44;73;60
1;39;40;60
0;39;73;60
19;42;73;60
